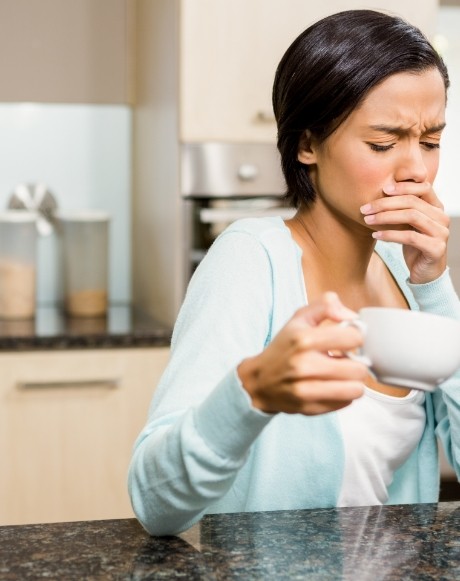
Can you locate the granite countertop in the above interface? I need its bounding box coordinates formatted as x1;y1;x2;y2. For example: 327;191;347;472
1;503;459;580
0;304;172;350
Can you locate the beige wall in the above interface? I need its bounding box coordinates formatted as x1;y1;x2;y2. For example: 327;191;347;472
0;0;134;104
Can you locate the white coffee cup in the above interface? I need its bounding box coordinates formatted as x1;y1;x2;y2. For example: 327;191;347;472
344;307;460;392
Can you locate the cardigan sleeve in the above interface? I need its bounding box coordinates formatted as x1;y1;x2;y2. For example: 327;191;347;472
407;269;460;480
128;227;275;536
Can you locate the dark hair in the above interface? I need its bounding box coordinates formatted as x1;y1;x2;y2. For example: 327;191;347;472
273;10;450;208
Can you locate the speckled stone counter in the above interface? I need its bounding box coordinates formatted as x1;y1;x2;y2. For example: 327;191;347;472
0;304;171;350
1;503;459;580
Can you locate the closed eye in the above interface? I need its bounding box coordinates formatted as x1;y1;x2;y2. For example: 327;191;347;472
367;142;440;152
421;141;440;150
367;143;394;152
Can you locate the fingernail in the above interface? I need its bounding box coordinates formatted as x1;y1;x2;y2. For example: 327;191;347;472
363;215;375;224
372;231;382;239
383;183;396;194
360;203;372;214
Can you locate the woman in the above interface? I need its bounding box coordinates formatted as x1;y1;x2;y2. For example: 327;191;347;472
129;9;460;536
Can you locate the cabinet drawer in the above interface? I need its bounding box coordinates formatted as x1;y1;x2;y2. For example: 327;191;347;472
0;348;169;525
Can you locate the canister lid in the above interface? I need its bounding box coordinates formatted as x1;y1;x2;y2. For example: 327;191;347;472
56;210;110;222
0;210;37;223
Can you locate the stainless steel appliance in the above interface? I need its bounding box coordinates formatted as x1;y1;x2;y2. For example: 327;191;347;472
181;142;295;285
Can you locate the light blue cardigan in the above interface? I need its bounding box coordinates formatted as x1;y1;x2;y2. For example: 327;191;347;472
128;217;460;536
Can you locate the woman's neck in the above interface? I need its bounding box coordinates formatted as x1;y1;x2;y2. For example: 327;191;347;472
285;201;405;311
290;201;374;274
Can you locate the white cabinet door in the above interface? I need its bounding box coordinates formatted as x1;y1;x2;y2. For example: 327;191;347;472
179;0;304;143
0;0;134;104
0;347;169;525
179;0;439;143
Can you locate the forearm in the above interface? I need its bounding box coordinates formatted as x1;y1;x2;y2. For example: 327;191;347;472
128;369;272;536
410;268;460;478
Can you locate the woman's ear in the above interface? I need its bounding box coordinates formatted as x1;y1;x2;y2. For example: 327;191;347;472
297;130;318;165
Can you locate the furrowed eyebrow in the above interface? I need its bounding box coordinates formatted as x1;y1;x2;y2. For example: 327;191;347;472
368;123;446;136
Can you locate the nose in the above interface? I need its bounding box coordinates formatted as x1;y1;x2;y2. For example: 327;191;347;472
393;142;428;184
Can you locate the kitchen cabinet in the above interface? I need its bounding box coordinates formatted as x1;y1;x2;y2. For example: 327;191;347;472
178;0;439;142
0;0;134;104
0;347;170;526
179;0;300;143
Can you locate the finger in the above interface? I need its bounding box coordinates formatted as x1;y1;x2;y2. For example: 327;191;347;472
361;195;449;226
299;398;358;416
372;228;448;259
287;350;368;381
364;207;450;238
272;378;365;415
289;292;357;328
294;380;365;415
286;323;365;356
382;182;444;208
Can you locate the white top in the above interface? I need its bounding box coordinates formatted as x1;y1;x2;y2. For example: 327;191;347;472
337;386;426;507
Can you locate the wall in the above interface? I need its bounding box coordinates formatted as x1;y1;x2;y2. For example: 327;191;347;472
0;0;134;104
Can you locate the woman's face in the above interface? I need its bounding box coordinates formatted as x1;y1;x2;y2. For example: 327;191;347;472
299;68;447;229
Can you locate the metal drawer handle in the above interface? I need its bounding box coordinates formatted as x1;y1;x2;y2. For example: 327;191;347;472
17;378;120;390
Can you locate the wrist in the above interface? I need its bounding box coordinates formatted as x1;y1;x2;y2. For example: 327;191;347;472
237;356;264;409
409;266;447;286
409;260;447;286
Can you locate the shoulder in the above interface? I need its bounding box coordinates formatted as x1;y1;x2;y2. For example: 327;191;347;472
212;216;297;260
220;216;292;243
184;216;298;312
186;217;289;298
174;219;283;351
